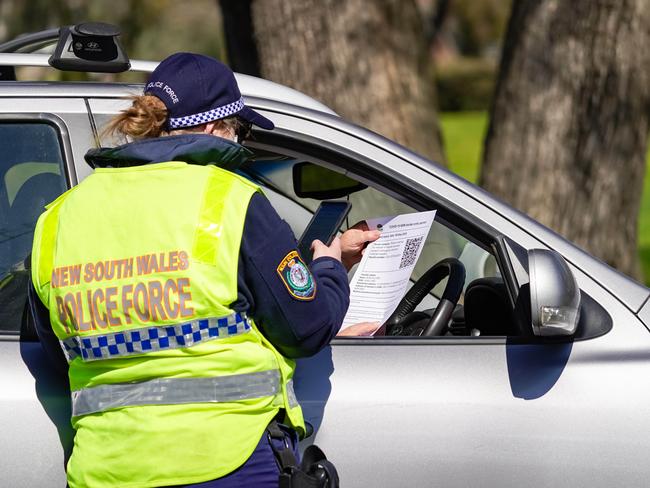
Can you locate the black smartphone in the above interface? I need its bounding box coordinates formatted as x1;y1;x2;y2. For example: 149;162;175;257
298;201;352;263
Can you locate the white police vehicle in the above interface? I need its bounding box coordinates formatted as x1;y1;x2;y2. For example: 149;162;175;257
1;24;649;488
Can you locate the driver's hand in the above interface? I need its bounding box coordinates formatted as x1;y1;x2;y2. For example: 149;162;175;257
311;236;342;262
340;221;381;271
337;322;381;336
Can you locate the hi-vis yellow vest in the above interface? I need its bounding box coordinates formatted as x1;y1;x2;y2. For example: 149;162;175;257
31;161;305;488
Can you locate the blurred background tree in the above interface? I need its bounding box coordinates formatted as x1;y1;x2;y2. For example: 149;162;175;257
481;0;650;279
429;0;510;112
221;0;446;164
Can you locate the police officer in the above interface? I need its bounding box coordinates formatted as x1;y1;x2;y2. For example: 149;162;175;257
29;53;373;487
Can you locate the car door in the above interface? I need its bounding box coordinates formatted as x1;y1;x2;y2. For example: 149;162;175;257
0;98;93;487
239;102;650;487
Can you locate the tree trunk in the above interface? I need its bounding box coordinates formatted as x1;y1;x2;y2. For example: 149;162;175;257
481;0;650;279
248;0;446;164
218;0;261;76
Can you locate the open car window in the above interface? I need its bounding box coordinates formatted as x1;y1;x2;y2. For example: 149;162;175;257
239;148;513;337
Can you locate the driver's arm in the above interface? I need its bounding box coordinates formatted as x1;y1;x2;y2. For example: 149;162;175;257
340;221;381;271
337;322;382;336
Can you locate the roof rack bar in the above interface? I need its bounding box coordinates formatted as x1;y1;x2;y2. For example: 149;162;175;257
0;53;158;73
0;28;60;53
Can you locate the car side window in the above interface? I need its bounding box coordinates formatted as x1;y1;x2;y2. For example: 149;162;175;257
241;151;512;337
0;123;67;334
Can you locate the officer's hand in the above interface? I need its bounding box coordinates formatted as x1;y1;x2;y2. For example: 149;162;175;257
311;236;342;262
340;221;381;271
337;322;382;336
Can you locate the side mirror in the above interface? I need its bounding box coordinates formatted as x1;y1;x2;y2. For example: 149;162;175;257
293;162;367;200
528;249;580;337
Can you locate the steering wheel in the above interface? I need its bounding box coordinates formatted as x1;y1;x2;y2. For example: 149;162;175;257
385;258;465;336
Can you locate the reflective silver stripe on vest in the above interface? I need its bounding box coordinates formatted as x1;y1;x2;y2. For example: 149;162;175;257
60;312;251;362
71;369;281;416
286;379;298;409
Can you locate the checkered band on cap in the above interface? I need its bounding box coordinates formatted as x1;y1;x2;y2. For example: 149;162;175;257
60;312;251;362
168;97;245;129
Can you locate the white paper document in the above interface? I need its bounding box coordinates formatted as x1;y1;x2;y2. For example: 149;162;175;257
341;210;436;331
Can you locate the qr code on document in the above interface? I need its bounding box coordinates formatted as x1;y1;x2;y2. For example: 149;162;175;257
399;236;424;269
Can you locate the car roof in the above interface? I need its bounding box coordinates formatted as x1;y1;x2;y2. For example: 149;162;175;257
0;53;337;116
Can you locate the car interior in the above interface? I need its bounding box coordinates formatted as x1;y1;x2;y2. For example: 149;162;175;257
238;148;524;338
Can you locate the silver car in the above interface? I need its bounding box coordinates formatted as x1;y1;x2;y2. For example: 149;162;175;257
2;27;650;488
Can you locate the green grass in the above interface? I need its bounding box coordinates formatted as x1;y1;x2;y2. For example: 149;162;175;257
440;111;650;284
638;148;650;282
441;111;488;183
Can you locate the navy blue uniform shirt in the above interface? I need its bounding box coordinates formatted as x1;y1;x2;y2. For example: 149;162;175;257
30;134;350;373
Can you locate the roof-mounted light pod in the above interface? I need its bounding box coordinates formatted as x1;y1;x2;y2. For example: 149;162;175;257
48;22;130;73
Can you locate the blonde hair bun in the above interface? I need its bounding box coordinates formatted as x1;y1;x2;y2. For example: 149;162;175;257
105;95;168;140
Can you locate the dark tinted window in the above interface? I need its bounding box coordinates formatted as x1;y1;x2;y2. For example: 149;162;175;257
0;123;67;334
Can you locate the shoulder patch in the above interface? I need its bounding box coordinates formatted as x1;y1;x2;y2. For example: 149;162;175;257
277;250;316;301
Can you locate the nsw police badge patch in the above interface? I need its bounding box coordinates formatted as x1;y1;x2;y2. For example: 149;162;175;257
277;250;316;300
